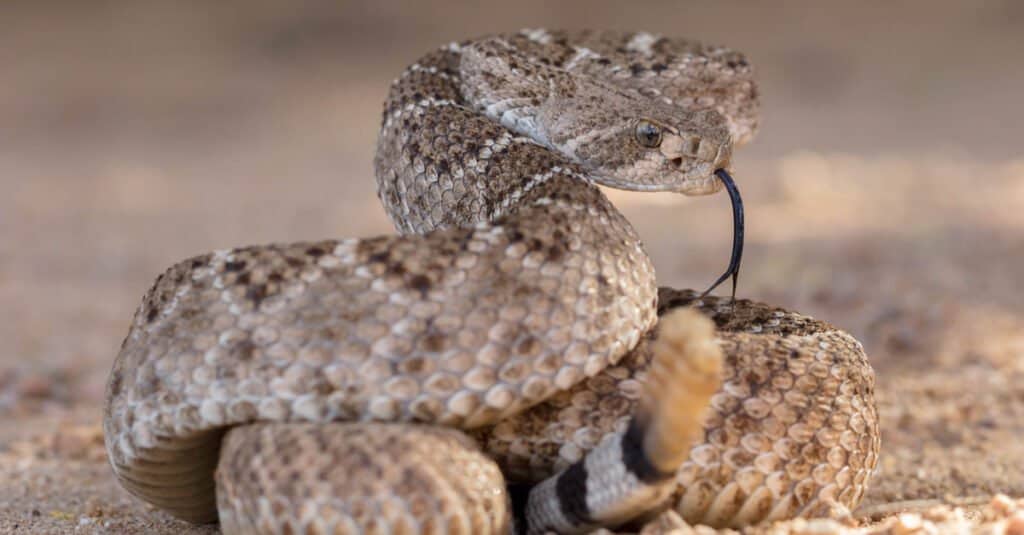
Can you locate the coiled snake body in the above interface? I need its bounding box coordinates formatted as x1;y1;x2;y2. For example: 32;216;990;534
103;30;879;534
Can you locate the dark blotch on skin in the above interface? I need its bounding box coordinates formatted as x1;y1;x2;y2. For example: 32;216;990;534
400;356;429;373
407;274;432;294
515;336;539;356
235;341;256;362
108;370;122;397
420;333;446;353
246;284;268;306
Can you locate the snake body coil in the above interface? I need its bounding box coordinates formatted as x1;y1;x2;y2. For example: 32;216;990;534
104;30;879;534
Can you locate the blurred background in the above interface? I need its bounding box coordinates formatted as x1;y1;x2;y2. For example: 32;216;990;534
2;1;1022;532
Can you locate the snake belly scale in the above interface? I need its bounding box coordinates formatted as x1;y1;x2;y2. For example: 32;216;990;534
103;29;879;534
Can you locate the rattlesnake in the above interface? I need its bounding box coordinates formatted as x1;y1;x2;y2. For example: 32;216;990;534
103;30;879;534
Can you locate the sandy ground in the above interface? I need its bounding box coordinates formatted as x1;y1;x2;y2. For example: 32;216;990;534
1;2;1022;533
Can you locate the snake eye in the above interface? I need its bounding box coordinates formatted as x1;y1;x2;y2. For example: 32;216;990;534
634;120;663;148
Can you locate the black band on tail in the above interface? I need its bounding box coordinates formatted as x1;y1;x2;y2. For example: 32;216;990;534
555;460;594;525
621;418;678;483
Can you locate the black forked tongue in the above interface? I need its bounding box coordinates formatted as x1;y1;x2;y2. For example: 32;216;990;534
701;168;744;301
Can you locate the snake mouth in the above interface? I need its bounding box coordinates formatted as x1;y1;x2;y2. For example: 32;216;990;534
675;172;725;196
594;168;724;194
666;137;732;196
591;136;732;194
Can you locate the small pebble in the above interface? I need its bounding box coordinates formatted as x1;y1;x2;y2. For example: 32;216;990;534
893;513;923;535
794;518;844;535
17;374;54;399
1006;512;1024;535
992;494;1018;517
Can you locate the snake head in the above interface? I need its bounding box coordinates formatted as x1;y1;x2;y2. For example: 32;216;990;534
459;37;735;195
544;98;734;195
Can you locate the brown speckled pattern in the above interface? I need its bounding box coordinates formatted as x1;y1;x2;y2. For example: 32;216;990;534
102;29;876;533
474;289;879;530
217;423;511;534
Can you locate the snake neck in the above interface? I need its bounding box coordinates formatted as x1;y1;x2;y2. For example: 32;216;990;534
374;42;608;236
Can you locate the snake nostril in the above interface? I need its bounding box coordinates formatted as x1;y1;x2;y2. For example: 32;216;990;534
671;157;683;167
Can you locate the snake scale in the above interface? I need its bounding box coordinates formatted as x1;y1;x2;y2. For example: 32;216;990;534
103;29;880;534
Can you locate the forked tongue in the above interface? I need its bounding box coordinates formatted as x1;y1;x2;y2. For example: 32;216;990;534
700;168;744;300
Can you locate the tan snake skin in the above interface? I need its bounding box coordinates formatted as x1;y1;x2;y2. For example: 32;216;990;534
103;29;879;533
